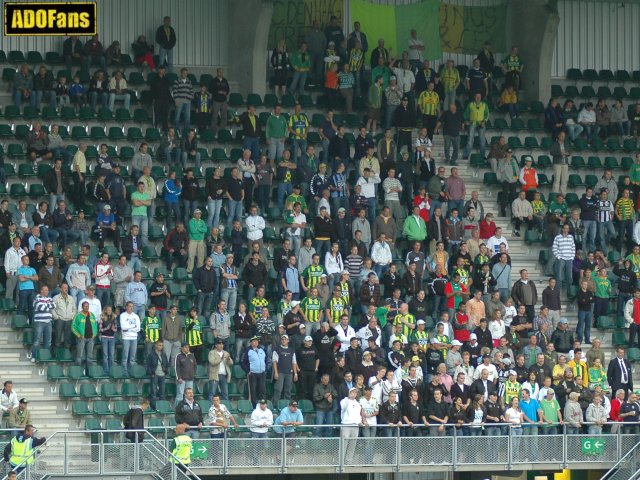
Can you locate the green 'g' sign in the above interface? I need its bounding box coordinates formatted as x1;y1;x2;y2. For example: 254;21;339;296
582;438;605;455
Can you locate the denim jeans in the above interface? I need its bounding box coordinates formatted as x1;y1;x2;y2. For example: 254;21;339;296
101;336;115;374
49;193;65;213
291;139;307;165
267;138;285;162
566;123;584;141
108;93;131;110
32;321;52;358
89;91;108;111
208;375;229;401
182;151;201;170
128;256;141;274
96;287;111;308
582;220;596;254
242;137;260;161
18;289;36;321
315;410;334;437
614;121;631;137
35;90;57;109
158;47;173;70
444;135;460;163
75;337;94;371
13;90;37;108
576;310;592;343
166;203;181;231
182;199;198;225
131;215;148;247
196;291;214;317
121;338;138;375
207;198;223;227
277;183;293;211
598;220;615;255
289;72;307;97
464;123;487;158
175;379;194;405
150;375;166;409
174;102;191;132
554;258;573;291
164;147;182;167
221;288;238;317
225;200;243;231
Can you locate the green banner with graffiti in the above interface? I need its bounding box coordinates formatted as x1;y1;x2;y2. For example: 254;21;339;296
268;0;344;51
439;2;507;54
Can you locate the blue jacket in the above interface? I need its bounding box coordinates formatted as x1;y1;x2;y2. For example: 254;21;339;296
163;179;182;204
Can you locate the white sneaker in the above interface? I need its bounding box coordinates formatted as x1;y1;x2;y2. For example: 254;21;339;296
30;358;36;363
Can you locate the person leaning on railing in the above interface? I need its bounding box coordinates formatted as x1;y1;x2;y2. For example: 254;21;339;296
3;424;46;474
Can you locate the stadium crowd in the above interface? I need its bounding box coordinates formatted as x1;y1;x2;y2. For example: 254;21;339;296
3;15;640;451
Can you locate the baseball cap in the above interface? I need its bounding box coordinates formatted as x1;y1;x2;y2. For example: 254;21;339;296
298;323;306;330
470;333;478;340
390;75;397;80
103;204;111;210
451;340;463;346
250;335;260;342
304;335;313;342
291;300;300;307
214;338;224;345
19;398;27;404
338;207;346;213
258;399;268;404
523;155;533;163
281;334;289;339
508;370;517;376
416;319;426;325
193;208;202;214
411;355;420;362
558;318;568;324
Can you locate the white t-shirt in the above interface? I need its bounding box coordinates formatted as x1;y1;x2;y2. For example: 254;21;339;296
340;397;362;425
359;397;379;426
505;407;522;425
119;311;141;340
408;38;424;61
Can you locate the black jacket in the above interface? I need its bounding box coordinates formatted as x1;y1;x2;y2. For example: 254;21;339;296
181;175;199;201
193;266;217;293
146;349;169;376
150;74;172;102
174;399;203;427
43;168;70;194
314;216;334;239
155;25;177;50
242;260;267;287
163;228;189;252
124;406;146;442
469;378;497;398
121;234;142;260
239;112;262;138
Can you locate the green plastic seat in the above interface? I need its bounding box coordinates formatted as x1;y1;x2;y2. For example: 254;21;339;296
72;400;92;416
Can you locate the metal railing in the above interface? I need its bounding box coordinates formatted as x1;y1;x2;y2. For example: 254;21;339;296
3;429;201;480
0;423;636;477
601;440;640;480
139;421;638;473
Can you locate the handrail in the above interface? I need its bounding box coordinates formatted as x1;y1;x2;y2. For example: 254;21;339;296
601;440;640;480
2;429;202;480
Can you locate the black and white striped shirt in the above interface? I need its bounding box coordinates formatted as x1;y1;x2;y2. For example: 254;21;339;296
33;295;55;323
598;200;614;223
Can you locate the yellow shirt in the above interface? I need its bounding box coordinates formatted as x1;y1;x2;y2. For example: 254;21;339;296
441;67;460;91
418;91;440;116
499;89;518;106
72;151;86;174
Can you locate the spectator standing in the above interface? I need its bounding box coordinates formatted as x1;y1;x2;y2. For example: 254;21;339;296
17;257;38;323
173;68;194;132
550;131;571;195
162;305;184;367
120;301;141;377
125;271;148;320
72;300;98;373
463;93;489;159
31;286;54;363
52;283;76;350
211;68;230;133
150;66;172;131
156;16;176;71
187;209;207;274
